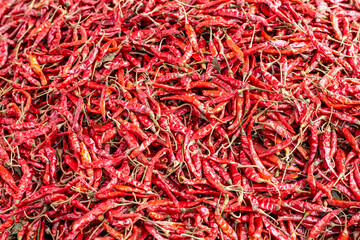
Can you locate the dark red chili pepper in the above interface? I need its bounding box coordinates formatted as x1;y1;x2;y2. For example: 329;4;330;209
0;1;359;239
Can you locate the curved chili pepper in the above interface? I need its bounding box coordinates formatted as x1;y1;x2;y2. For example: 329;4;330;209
65;199;116;239
202;158;234;197
319;126;338;177
309;209;341;238
29;54;47;85
214;208;238;240
262;215;291;240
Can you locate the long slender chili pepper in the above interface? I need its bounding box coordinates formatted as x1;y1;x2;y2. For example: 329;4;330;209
0;1;360;239
319;126;338;177
214;208;238;240
0;164;19;192
202;158;234;197
66;199;116;239
309;209;341;239
262;216;291;240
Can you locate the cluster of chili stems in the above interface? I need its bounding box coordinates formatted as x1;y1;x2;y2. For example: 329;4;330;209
0;0;360;239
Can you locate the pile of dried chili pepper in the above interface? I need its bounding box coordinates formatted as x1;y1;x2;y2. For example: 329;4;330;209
0;0;360;239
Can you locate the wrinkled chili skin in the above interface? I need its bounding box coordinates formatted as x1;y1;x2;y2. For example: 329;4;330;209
0;0;360;239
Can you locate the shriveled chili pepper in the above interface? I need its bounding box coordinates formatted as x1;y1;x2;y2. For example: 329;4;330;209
0;33;8;68
202;158;234;196
29;54;47;85
0;0;360;239
309;209;341;239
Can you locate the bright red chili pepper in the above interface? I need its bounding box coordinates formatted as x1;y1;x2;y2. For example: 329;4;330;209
0;1;360;239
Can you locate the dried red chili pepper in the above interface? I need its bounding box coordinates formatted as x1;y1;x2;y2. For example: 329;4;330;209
0;0;360;239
